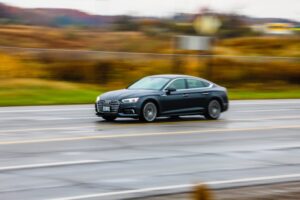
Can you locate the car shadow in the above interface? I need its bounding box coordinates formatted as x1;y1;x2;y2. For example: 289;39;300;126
95;116;207;125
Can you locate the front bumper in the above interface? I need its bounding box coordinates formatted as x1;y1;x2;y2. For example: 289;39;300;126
95;101;140;118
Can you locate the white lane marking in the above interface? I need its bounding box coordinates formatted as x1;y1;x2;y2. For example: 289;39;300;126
1;124;300;145
208;174;300;185
0;160;101;172
0;100;299;113
0;125;95;133
0;107;300;121
0;107;93;113
0;111;298;122
0;117;72;121
48;173;300;200
0;116;98;121
235;108;300;113
1;114;300;134
232;101;300;105
232;115;300;121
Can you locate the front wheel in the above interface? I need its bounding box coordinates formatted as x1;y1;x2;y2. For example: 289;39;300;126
102;116;117;121
204;100;221;120
140;102;157;122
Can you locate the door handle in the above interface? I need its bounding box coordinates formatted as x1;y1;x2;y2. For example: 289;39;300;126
183;94;189;97
202;92;209;95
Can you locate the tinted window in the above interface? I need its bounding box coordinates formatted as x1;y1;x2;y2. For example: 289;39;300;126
169;79;186;90
187;79;210;89
128;77;170;90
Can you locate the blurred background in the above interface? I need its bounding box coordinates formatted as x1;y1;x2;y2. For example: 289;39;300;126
0;0;299;106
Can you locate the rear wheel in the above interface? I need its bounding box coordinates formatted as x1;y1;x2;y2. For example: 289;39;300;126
102;116;117;121
204;100;221;120
140;102;157;122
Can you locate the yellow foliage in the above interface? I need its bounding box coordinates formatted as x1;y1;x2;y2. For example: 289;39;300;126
0;53;23;78
0;53;45;79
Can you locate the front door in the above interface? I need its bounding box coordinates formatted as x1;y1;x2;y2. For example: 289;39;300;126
160;79;192;115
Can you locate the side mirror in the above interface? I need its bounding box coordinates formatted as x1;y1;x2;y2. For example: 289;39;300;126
166;87;176;94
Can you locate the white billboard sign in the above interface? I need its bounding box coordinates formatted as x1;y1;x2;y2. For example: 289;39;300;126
177;35;211;51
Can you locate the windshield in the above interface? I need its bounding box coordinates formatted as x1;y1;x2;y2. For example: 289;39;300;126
128;77;170;90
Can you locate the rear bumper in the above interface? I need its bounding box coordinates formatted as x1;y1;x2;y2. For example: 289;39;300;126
222;102;229;112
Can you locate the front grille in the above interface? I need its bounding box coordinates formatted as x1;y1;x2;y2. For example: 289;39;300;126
97;100;120;113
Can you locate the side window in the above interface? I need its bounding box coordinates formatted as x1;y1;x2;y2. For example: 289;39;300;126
169;79;186;90
187;79;210;89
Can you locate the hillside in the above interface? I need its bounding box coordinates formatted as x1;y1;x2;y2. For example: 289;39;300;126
1;3;299;28
0;3;116;26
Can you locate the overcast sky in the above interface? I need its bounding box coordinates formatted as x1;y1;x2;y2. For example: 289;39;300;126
1;0;299;21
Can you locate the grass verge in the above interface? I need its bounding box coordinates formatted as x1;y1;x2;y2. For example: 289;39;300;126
0;79;299;106
229;88;300;100
0;79;103;106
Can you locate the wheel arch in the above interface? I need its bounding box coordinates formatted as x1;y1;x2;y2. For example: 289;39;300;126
141;97;161;115
208;96;224;111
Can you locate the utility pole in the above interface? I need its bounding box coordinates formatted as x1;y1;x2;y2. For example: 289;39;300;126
193;9;221;79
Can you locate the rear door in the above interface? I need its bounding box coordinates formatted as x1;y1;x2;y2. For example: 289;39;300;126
185;78;212;112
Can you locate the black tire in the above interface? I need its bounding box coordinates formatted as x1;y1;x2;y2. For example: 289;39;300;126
102;116;117;121
204;99;221;120
140;102;157;122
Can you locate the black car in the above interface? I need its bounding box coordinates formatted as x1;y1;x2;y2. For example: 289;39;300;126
95;74;229;122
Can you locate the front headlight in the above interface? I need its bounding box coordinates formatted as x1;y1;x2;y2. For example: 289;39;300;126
121;97;139;104
96;96;101;102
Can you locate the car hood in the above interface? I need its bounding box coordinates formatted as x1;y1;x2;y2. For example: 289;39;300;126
100;89;161;100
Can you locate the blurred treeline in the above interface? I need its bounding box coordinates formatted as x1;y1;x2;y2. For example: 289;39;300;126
1;50;299;89
0;25;299;89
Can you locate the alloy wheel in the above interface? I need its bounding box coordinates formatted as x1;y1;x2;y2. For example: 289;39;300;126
142;102;157;122
206;100;221;119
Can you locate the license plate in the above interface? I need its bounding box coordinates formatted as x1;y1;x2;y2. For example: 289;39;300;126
103;106;110;112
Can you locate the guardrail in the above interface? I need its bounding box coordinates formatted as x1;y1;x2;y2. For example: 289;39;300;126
0;45;299;61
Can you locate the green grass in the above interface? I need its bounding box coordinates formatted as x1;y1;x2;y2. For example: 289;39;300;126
0;79;299;106
0;88;101;106
229;89;300;100
0;79;103;106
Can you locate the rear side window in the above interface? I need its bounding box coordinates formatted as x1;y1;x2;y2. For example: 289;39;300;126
187;79;210;89
169;79;186;90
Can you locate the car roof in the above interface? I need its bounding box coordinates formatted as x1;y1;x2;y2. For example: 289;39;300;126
149;74;198;79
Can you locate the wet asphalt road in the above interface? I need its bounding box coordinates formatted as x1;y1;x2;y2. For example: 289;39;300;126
0;99;300;200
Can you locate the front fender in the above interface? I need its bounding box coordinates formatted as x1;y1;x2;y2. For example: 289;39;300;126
139;96;162;115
